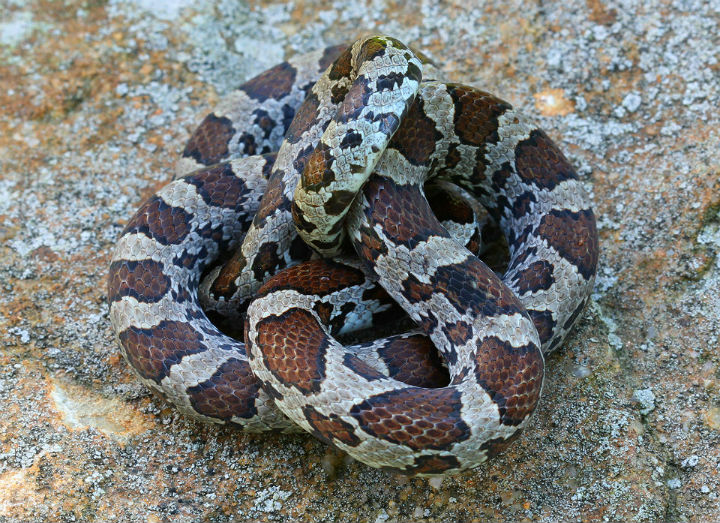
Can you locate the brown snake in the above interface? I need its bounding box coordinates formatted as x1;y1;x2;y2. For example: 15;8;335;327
108;36;598;476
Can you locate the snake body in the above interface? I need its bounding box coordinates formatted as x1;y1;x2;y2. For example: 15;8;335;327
108;36;598;475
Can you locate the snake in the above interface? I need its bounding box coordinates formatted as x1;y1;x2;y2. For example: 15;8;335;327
108;36;599;476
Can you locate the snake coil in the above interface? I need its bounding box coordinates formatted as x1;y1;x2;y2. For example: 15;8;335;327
108;36;598;476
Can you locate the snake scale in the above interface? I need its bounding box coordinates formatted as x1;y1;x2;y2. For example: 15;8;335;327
108;36;598;476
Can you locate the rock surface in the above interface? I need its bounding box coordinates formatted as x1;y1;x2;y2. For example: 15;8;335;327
1;0;719;521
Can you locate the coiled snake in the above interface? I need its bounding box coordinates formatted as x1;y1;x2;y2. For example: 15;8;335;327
108;36;598;476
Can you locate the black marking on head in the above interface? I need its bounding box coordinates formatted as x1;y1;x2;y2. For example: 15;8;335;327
357;37;389;63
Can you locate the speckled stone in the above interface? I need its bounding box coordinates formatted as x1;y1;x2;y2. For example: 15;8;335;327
1;0;719;521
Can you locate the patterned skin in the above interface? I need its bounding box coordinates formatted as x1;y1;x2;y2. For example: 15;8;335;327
108;36;598;476
247;81;597;474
